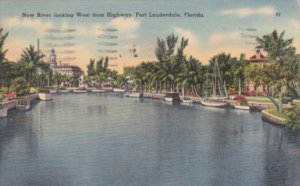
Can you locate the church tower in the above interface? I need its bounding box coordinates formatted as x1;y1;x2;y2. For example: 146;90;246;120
49;48;57;68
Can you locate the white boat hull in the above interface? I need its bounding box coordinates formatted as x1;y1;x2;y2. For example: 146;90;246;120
182;100;192;104
234;105;250;110
129;92;141;98
73;90;87;93
201;100;229;108
91;89;105;93
50;89;57;93
114;88;125;92
38;93;52;101
59;90;70;93
165;97;173;102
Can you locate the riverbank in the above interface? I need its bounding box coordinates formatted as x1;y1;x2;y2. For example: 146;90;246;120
1;91;298;130
0;94;38;118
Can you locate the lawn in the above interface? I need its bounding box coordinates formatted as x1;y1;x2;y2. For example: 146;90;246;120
246;97;272;103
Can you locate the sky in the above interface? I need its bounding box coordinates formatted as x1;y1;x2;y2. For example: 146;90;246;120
1;0;300;73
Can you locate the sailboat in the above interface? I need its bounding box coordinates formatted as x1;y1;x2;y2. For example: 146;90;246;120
201;59;229;108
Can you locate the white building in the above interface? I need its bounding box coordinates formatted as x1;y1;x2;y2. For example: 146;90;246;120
49;49;84;87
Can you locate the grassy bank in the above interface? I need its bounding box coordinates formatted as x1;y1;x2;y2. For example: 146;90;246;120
265;104;300;130
247;97;272;103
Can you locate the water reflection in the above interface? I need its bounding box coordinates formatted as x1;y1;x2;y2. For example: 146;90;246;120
0;94;299;186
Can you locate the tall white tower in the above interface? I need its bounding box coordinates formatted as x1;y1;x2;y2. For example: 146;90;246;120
49;48;57;68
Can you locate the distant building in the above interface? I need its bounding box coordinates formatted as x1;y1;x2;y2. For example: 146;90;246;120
245;48;270;95
49;49;84;87
49;49;83;77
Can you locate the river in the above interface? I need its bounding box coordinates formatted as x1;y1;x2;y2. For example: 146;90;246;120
0;93;299;186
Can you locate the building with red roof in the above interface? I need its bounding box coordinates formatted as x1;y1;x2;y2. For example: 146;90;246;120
245;48;270;96
49;49;84;87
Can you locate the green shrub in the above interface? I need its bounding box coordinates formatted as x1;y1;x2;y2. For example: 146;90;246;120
11;77;29;97
285;104;300;130
0;93;3;102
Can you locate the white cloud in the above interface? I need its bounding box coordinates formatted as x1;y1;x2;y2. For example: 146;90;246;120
91;24;103;36
221;6;276;17
173;27;201;58
110;18;140;33
289;19;300;30
209;32;240;45
4;17;53;35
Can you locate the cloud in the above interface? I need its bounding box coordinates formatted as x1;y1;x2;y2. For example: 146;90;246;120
110;18;140;33
209;32;240;45
173;27;202;59
289;19;300;30
4;38;29;62
91;24;103;36
3;17;53;35
221;6;276;17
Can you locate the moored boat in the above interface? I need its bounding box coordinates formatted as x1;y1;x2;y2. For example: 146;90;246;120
73;88;87;93
59;89;70;93
164;92;180;102
50;89;58;93
234;105;250;110
233;96;249;110
201;98;229;108
91;89;105;93
38;89;52;101
114;88;126;93
128;91;141;98
181;97;192;104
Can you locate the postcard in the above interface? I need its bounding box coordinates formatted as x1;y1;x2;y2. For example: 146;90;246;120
0;0;300;185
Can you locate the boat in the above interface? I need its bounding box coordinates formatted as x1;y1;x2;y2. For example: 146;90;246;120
114;88;126;93
181;97;192;104
164;92;180;102
201;58;229;108
234;105;250;110
128;91;141;98
91;89;105;93
16;98;30;111
201;98;229;108
58;89;70;93
233;96;249;110
38;89;52;101
50;89;58;93
73;88;87;93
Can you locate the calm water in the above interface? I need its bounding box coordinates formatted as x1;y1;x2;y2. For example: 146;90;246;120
0;93;299;186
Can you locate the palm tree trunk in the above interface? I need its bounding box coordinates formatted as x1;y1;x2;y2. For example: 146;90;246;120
238;77;241;96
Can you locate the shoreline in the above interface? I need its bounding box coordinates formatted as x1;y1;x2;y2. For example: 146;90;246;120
1;92;291;129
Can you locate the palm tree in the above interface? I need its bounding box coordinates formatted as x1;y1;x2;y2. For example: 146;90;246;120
256;30;296;112
257;30;295;64
0;28;9;87
52;73;65;90
232;53;246;95
37;62;52;87
20;45;44;87
96;72;106;87
177;56;202;96
1;62;18;92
